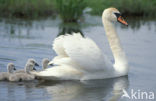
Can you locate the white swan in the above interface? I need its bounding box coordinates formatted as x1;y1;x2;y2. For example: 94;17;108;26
0;63;16;81
9;63;36;82
32;7;129;80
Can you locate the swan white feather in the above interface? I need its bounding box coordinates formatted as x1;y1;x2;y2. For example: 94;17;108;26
32;7;129;80
53;35;68;57
63;33;113;71
51;34;112;71
31;65;83;80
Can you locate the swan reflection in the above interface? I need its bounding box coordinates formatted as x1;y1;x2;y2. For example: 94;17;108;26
37;76;129;101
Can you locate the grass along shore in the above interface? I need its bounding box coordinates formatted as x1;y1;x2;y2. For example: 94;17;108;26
0;0;156;19
0;0;56;18
86;0;156;17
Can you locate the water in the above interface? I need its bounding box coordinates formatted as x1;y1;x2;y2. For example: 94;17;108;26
0;15;156;101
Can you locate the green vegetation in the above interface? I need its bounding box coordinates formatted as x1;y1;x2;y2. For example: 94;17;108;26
55;0;86;22
86;0;156;16
0;0;156;20
0;0;56;18
58;22;83;36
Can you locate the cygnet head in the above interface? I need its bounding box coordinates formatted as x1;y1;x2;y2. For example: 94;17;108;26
25;63;36;74
42;58;50;69
27;58;39;66
102;7;128;26
7;63;16;73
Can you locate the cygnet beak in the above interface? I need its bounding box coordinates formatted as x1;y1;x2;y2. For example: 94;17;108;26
35;63;39;66
33;67;36;70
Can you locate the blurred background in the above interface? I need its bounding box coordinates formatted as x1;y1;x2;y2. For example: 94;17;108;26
0;0;156;19
0;0;156;101
0;0;156;35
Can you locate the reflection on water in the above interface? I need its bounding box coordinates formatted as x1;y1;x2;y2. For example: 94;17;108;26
0;81;50;101
0;16;156;101
0;19;33;38
58;22;84;36
126;17;156;31
37;76;128;101
0;76;128;101
3;76;127;101
1;16;155;38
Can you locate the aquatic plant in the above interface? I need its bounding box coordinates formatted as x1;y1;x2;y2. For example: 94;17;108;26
0;0;56;18
86;0;156;17
58;22;83;36
0;0;156;18
55;0;86;22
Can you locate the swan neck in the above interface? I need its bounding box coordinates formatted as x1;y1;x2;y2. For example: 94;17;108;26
25;66;30;74
42;63;48;69
103;18;128;73
7;67;12;73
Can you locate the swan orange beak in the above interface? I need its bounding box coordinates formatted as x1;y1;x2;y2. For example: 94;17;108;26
117;16;128;26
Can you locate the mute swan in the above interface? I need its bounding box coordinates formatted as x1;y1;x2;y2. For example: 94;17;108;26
9;63;36;82
15;58;39;73
42;58;50;69
32;7;129;80
0;63;16;81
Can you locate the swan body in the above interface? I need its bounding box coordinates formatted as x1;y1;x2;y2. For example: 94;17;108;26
0;63;16;81
9;63;36;82
32;7;129;80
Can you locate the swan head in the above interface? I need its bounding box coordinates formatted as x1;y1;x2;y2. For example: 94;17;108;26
25;63;36;74
7;63;16;73
42;58;50;69
27;58;39;66
102;7;128;26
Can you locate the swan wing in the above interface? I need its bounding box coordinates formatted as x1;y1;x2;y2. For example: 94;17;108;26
63;33;112;72
51;34;71;65
53;35;68;57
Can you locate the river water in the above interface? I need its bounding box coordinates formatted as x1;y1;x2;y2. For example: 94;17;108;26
0;15;156;101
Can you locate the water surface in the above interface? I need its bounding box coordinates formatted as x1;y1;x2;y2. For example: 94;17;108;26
0;16;156;101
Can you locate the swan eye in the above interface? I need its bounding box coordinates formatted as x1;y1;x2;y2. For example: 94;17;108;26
114;13;121;18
